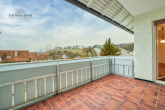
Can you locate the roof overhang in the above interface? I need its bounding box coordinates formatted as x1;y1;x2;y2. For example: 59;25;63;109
65;0;165;35
118;0;165;16
65;0;134;34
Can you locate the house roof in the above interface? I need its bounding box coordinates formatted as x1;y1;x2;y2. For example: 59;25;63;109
65;0;134;34
0;52;4;58
93;45;103;49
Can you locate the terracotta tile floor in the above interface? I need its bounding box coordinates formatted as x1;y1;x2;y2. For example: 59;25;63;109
21;75;165;110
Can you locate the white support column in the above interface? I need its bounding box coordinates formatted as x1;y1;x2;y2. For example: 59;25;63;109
87;0;95;8
126;21;134;28
101;0;116;15
112;7;125;20
120;14;131;24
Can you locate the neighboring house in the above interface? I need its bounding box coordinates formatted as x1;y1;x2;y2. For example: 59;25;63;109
37;54;52;60
29;52;38;61
120;49;133;56
73;45;78;49
66;46;72;49
55;47;62;50
62;54;69;59
92;45;103;57
0;50;29;63
0;52;4;62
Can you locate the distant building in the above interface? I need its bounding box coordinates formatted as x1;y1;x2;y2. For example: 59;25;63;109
62;54;69;59
37;54;52;60
0;50;29;63
66;46;72;49
29;52;38;61
55;47;62;50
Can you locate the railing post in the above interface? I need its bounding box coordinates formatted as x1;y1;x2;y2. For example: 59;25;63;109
91;58;94;81
57;60;60;94
109;56;111;75
132;58;134;78
114;57;115;74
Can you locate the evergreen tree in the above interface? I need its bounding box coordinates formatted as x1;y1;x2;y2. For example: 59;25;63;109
100;38;121;56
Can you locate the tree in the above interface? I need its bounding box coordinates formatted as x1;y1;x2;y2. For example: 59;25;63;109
83;46;97;57
100;38;121;56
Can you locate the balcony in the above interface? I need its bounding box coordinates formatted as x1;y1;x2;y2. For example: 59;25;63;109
22;75;165;110
0;56;137;110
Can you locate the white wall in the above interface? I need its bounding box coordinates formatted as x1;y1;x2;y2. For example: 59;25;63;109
134;6;165;81
94;47;101;56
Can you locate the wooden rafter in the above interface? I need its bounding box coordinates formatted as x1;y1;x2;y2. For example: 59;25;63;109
120;14;132;24
126;21;134;28
87;0;95;7
101;0;116;15
112;7;125;20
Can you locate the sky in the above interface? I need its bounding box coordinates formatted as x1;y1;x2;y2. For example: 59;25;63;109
0;0;134;52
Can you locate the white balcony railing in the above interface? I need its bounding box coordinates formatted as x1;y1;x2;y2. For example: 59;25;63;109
0;56;134;110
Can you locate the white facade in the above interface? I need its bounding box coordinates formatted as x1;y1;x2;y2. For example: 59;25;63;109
93;47;101;57
134;6;165;81
62;54;69;59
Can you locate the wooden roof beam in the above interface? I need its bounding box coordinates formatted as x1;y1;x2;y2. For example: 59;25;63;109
120;14;131;24
112;7;125;20
126;21;134;28
101;0;116;15
87;0;95;8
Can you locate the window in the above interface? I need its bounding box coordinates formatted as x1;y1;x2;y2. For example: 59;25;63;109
7;56;11;58
0;57;2;61
15;51;17;56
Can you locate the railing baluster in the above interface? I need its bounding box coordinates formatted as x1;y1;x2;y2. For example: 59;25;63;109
91;58;94;81
86;69;87;81
132;59;134;78
114;58;115;74
60;74;61;90
57;60;60;94
72;72;73;86
66;73;67;87
77;70;78;84
123;65;124;75
118;65;119;74
81;70;82;82
53;76;54;92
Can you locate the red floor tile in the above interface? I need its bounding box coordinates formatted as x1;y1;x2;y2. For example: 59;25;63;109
29;104;36;110
36;102;44;109
122;100;137;109
66;102;77;109
50;101;60;110
42;100;50;106
136;102;155;110
21;75;164;110
44;105;53;110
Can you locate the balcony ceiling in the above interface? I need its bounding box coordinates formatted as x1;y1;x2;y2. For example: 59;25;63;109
118;0;165;16
65;0;134;34
65;0;165;35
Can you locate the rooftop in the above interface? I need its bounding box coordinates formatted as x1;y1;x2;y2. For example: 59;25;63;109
21;75;165;110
